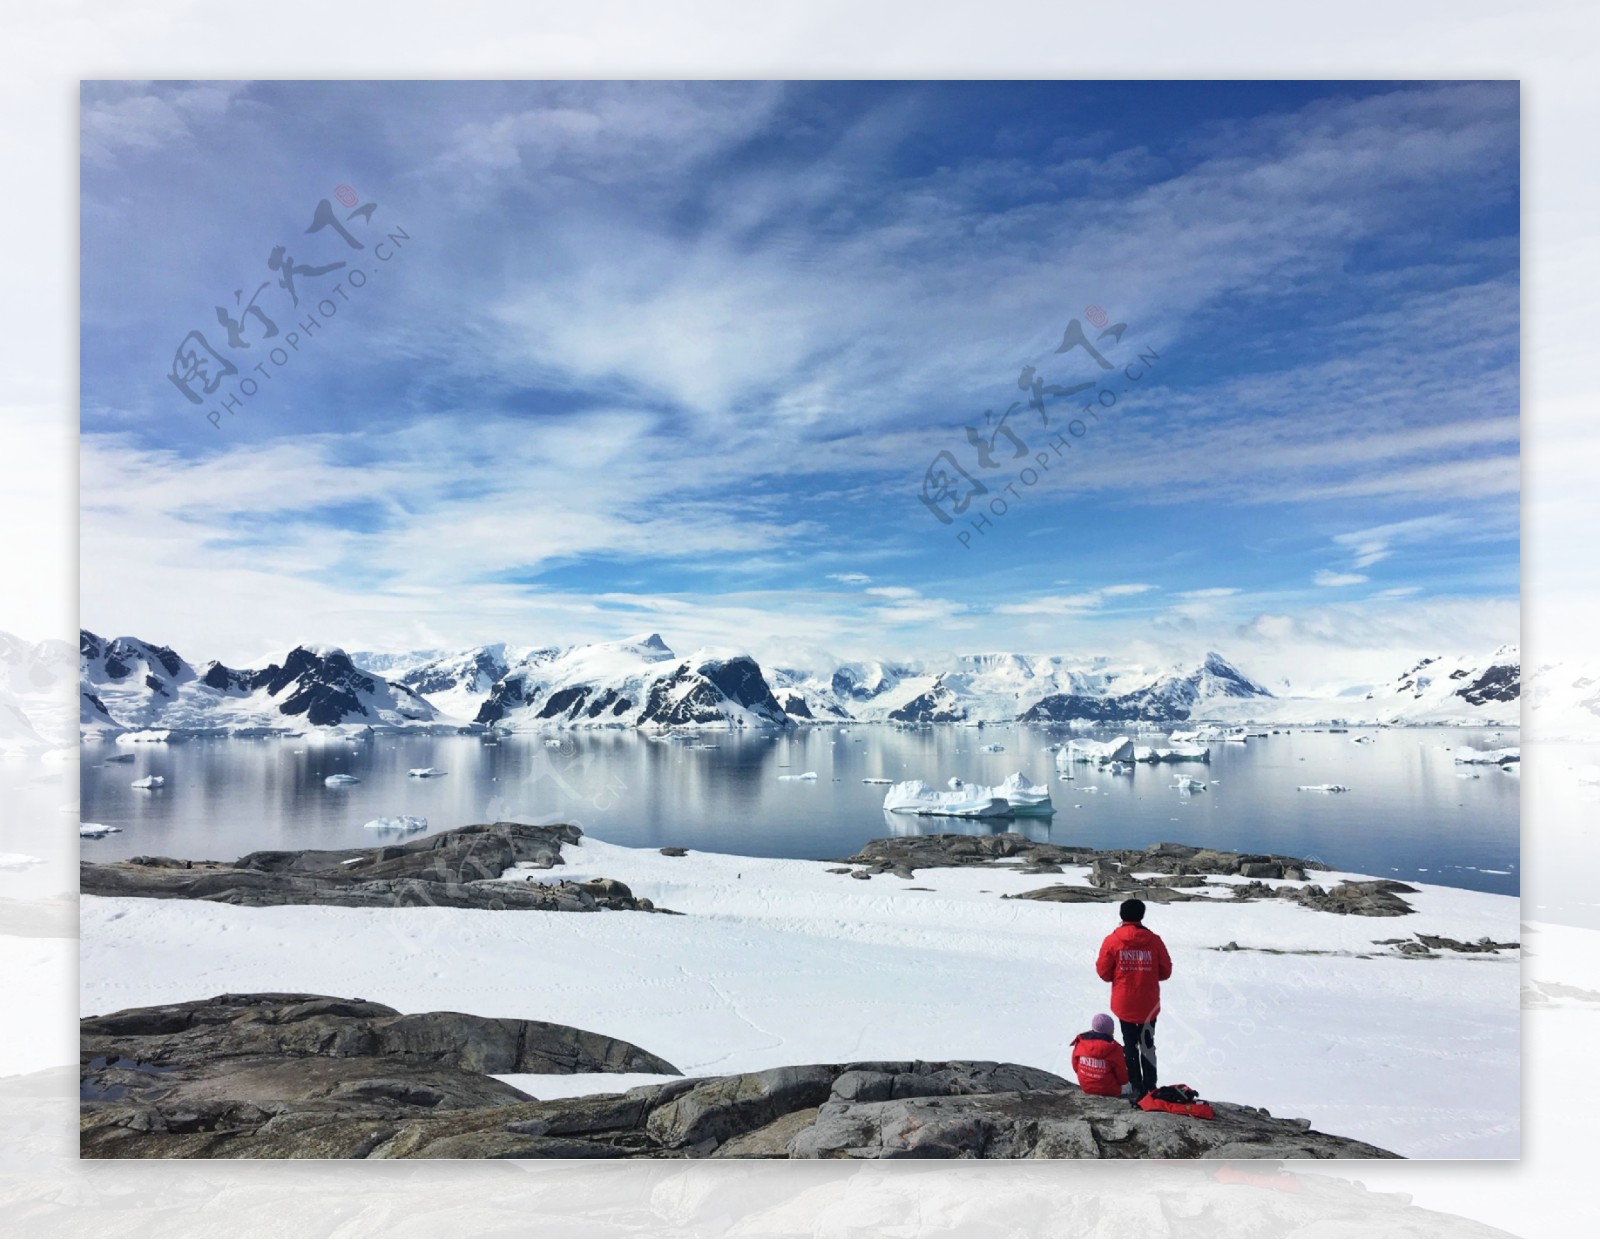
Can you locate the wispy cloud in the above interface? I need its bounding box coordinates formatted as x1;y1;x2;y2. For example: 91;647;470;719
1314;570;1370;588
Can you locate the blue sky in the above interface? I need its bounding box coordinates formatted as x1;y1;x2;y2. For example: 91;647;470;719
79;80;1519;685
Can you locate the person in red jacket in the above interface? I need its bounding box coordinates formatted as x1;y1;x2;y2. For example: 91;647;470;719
1070;1012;1130;1097
1095;897;1173;1100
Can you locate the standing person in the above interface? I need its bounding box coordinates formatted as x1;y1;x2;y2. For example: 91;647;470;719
1070;1012;1130;1097
1095;897;1173;1101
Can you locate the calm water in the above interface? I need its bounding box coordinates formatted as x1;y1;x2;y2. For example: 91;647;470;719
78;725;1520;895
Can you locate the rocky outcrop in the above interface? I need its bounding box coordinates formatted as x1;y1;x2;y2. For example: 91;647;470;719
80;1001;1394;1159
80;822;665;913
80;993;681;1159
836;835;1418;917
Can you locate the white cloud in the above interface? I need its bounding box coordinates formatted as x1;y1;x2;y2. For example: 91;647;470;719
1314;570;1370;587
828;572;872;585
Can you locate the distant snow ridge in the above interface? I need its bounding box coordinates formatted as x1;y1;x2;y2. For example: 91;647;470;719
1360;646;1521;724
76;626;1525;738
78;629;441;737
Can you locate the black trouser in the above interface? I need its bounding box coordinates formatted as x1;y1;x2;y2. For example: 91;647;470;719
1119;1018;1157;1097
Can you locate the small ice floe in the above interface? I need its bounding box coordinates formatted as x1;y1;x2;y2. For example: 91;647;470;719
407;767;447;778
363;815;428;833
1171;778;1206;793
1454;747;1519;765
1106;761;1132;775
79;823;122;838
102;752;136;764
861;777;893;785
1351;735;1375;744
130;775;165;789
323;774;361;787
544;739;565;748
1457;772;1481;780
778;772;818;781
1297;784;1349;793
978;743;1005;753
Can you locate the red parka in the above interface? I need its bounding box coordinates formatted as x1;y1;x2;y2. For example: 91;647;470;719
1070;1031;1129;1097
1095;921;1173;1022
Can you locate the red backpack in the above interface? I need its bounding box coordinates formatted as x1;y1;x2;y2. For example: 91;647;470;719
1137;1083;1215;1120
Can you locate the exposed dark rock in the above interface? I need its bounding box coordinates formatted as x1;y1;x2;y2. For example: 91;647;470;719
80;822;665;914
659;847;688;857
1414;933;1520;953
79;1021;1395;1160
839;835;1413;916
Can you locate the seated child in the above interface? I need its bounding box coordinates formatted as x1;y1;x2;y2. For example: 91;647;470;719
1071;1012;1131;1097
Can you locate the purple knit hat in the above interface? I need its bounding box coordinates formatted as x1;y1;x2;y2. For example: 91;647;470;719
1090;1013;1115;1037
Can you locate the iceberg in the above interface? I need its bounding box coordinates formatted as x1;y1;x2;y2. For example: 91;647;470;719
116;730;174;744
323;774;361;786
407;767;447;778
1132;745;1211;764
363;815;428;833
1055;737;1135;770
883;771;1052;818
1453;747;1519;765
882;780;1011;819
130;775;165;789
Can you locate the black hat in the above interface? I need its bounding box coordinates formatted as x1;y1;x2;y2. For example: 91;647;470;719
1119;898;1146;923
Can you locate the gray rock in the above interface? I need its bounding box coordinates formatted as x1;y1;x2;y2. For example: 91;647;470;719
81;822;665;914
79;1016;1399;1160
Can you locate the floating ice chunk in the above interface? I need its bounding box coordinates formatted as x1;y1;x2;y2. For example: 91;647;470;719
1133;745;1210;764
978;743;1005;753
778;772;818;781
884;771;1051;817
1057;737;1134;769
1454;747;1519;765
407;767;447;778
130;775;165;789
323;774;361;786
79;823;122;838
1106;761;1132;775
1171;778;1206;792
1297;784;1350;793
1351;735;1375;744
363;815;428;833
861;778;893;785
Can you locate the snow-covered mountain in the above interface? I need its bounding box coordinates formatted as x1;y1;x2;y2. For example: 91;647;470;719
1020;651;1272;723
469;634;789;731
77;626;1526;737
0;631;75;748
78;630;441;736
1358;645;1521;725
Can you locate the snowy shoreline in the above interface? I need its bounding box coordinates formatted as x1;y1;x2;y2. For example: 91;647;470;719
80;832;1520;1158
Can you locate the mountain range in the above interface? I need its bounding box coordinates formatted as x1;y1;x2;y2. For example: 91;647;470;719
65;628;1526;739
